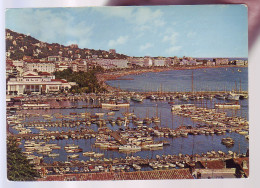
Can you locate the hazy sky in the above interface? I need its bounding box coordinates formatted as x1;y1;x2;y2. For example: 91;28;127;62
6;5;248;57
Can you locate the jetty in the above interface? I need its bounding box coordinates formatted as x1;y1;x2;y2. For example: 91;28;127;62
109;131;127;145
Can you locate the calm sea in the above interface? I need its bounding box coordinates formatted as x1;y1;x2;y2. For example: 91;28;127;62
11;67;248;165
106;67;248;92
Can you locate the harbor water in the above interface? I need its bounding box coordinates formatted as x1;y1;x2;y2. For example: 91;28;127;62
10;67;249;165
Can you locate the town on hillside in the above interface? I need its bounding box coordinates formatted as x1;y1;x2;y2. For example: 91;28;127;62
6;29;247;96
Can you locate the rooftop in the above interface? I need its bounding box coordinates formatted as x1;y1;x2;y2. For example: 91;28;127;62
200;160;226;169
38;169;194;181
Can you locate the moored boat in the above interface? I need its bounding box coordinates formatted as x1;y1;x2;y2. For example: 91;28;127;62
226;92;240;101
215;103;240;109
68;154;79;159
132;164;141;171
119;145;141;151
131;94;143;102
101;102;130;108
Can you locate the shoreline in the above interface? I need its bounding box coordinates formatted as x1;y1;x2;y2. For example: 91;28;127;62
96;65;247;92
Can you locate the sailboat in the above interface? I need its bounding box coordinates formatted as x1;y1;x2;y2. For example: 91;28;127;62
226;92;240;101
123;117;128;127
131;94;143;102
152;104;160;123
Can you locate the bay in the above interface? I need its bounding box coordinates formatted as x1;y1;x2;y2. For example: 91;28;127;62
106;67;248;92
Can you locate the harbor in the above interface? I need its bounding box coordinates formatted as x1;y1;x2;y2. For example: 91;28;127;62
7;77;249;180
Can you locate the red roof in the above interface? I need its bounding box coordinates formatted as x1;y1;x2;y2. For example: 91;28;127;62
38;169;194;181
51;79;68;83
39;72;51;76
25;59;54;63
200;160;226;169
13;97;24;99
233;157;249;177
24;73;38;76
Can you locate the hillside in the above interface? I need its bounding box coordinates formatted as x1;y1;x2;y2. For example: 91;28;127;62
5;29;128;60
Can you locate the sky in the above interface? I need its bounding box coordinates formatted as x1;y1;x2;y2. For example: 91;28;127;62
5;5;248;58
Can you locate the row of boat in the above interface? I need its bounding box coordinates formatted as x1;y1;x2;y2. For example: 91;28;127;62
171;104;249;135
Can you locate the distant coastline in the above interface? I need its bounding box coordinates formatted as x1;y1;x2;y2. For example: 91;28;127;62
97;65;247;92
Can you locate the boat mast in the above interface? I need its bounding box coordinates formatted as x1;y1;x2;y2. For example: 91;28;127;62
172;112;174;129
160;83;163;96
240;78;242;92
156;104;158;118
191;71;194;93
192;135;195;156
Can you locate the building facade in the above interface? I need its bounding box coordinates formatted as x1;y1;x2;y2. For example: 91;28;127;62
95;59;129;69
7;71;76;95
214;58;229;66
24;60;55;73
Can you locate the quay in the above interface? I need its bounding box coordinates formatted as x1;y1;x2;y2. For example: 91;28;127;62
6;90;248;104
109;131;127;145
11;129;96;140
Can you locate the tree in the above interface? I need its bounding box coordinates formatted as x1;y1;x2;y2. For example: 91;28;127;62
53;67;106;94
7;137;40;181
10;50;24;60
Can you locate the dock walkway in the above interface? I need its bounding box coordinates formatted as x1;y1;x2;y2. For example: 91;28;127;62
109;131;127;145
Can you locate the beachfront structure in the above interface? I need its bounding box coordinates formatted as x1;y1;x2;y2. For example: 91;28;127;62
144;57;153;67
7;71;76;95
213;58;229;66
180;59;189;66
24;60;55;73
234;60;245;66
206;60;216;66
188;60;198;66
128;57;145;67
94;59;129;69
153;59;166;66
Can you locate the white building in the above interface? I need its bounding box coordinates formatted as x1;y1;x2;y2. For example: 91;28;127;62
128;57;145;67
7;71;76;95
235;60;245;66
206;60;216;66
95;59;129;69
24;61;55;73
144;57;153;67
153;59;166;66
56;63;69;72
